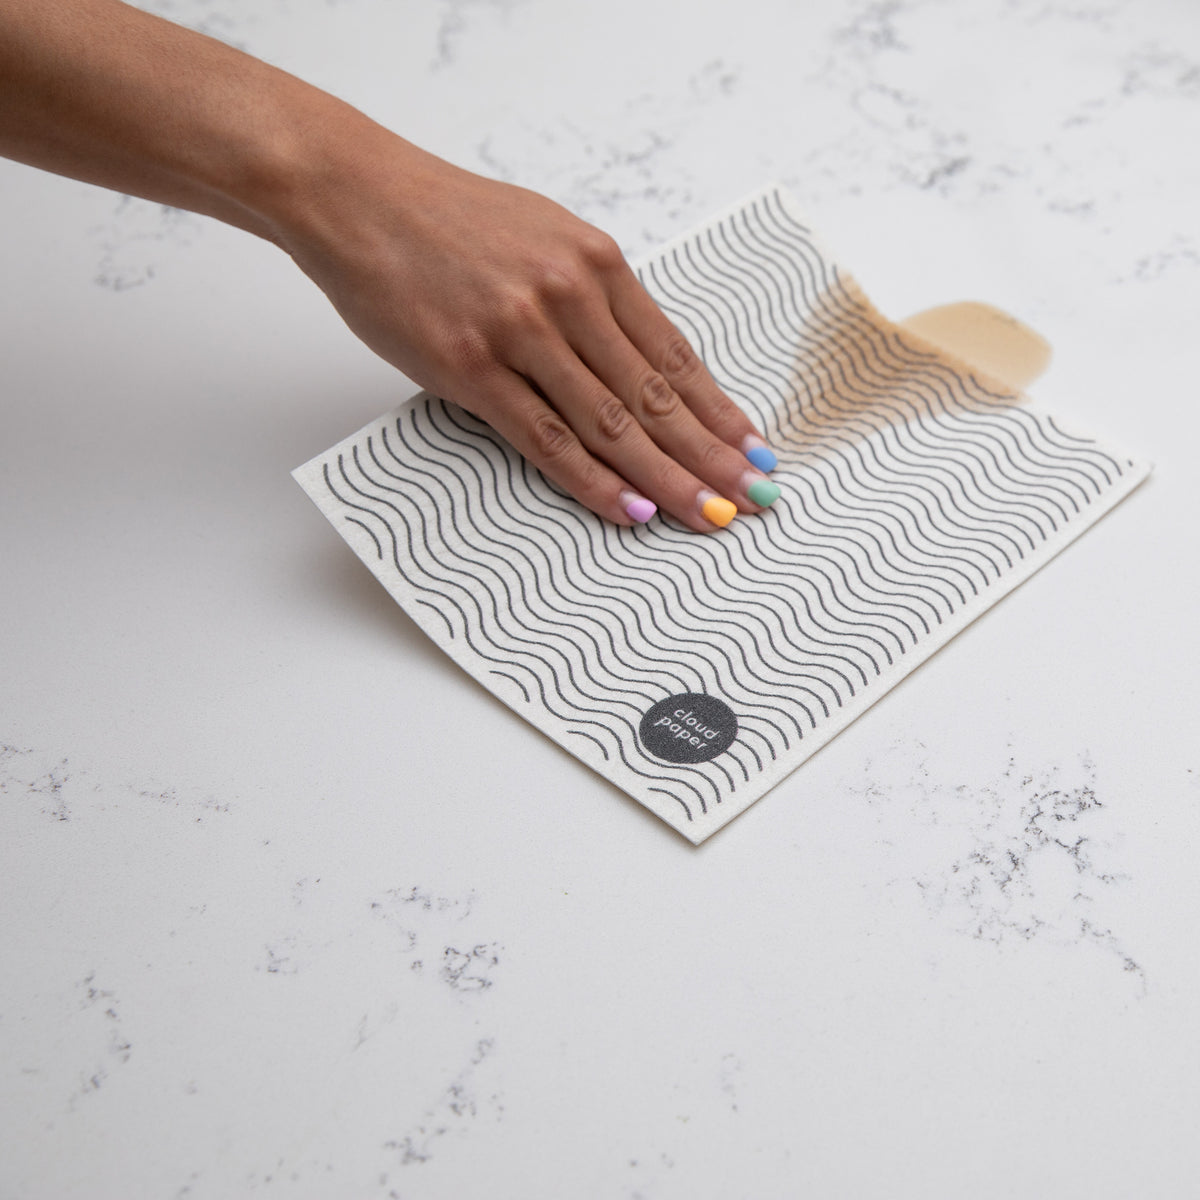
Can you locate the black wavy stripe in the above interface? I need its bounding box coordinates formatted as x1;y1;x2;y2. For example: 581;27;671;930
735;201;1096;515
656;210;1088;530
755;192;1117;501
413;406;807;770
339;409;754;812
642;254;1044;590
313;185;1136;829
693;224;1059;550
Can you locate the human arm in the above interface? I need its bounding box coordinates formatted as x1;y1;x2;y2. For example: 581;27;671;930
0;0;781;528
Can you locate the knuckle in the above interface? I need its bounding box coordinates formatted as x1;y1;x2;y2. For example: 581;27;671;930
660;331;701;380
528;410;577;462
592;394;632;443
572;454;606;494
580;228;623;271
696;437;730;474
534;256;585;307
446;327;499;377
494;286;541;334
637;371;680;419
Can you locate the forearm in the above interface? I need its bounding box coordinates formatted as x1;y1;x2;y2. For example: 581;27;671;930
0;0;396;241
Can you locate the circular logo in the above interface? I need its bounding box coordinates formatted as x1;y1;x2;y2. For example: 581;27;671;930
638;693;738;764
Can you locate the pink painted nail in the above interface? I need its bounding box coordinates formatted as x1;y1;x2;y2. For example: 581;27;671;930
623;493;657;523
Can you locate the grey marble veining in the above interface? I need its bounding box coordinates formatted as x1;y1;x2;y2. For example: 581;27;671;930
2;0;1198;1196
848;743;1144;981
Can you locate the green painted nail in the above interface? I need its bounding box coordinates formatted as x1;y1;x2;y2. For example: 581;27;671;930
747;479;782;507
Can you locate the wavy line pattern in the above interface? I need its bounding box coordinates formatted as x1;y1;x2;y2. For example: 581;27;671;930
295;185;1147;842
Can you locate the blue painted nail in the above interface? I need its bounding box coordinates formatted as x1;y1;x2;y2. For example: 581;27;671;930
746;444;778;472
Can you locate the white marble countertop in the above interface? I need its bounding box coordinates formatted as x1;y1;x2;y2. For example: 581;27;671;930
2;1;1198;1196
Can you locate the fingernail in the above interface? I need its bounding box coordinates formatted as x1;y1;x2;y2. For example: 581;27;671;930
700;492;738;528
746;477;782;508
622;492;657;523
743;434;778;473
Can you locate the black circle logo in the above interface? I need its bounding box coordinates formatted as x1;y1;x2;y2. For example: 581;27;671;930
638;693;738;764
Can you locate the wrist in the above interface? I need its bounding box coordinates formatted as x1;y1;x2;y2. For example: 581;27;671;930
237;79;435;258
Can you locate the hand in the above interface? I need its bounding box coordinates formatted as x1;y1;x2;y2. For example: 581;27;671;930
275;136;781;530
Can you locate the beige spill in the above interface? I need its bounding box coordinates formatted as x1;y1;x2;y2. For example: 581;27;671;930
901;301;1052;392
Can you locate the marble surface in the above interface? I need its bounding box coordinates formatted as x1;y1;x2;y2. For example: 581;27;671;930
1;0;1198;1196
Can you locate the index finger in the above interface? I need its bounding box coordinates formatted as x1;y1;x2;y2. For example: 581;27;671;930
607;261;777;471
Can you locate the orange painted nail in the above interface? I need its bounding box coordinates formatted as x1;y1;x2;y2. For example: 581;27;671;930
700;493;738;527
